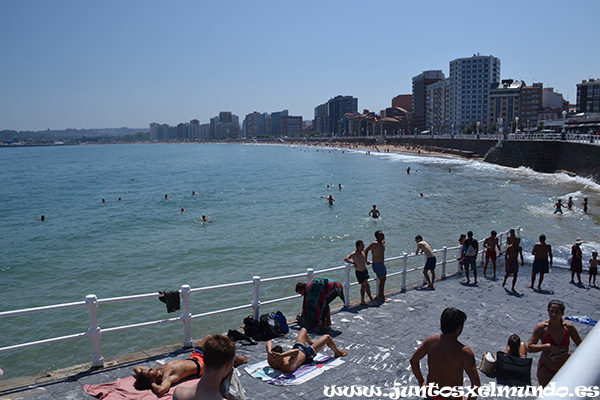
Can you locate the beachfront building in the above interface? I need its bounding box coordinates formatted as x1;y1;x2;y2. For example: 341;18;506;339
392;94;412;112
210;112;241;139
577;78;600;113
412;70;445;134
519;83;543;130
281;116;303;136
313;95;358;136
243;112;269;138
380;107;410;135
489;79;524;134
270;110;289;137
449;54;501;132
426;78;450;134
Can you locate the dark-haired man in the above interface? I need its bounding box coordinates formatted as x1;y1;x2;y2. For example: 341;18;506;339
530;234;552;290
410;307;480;399
173;335;243;400
134;335;247;396
266;328;347;373
365;230;387;302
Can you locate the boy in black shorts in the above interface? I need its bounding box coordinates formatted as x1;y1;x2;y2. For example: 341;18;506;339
345;240;375;305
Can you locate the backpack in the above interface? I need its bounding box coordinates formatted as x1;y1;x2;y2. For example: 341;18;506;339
243;313;282;341
272;310;289;333
243;315;266;340
259;313;282;339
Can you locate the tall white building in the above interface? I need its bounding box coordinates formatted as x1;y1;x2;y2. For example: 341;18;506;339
449;54;501;131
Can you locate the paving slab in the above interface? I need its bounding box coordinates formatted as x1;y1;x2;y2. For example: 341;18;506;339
1;265;597;400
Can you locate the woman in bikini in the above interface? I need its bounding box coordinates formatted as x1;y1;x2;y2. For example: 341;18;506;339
527;300;582;387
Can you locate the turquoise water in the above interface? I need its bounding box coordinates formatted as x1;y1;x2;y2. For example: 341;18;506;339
0;143;599;378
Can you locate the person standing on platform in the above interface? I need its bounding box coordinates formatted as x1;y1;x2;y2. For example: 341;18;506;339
365;230;388;302
530;234;552;290
415;235;436;289
462;231;479;285
570;238;584;285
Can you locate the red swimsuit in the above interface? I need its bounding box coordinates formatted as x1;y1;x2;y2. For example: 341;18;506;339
538;324;569;376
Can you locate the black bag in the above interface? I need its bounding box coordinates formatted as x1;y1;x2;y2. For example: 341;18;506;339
243;315;265;340
260;313;282;339
243;313;282;341
495;351;532;386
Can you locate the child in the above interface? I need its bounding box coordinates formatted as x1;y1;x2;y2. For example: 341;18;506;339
344;240;375;306
589;251;598;287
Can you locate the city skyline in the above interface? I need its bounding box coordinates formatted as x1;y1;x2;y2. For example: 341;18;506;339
1;0;598;132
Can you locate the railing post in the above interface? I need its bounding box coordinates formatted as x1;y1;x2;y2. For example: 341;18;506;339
499;231;505;248
306;268;314;283
517;226;521;238
401;252;408;292
252;276;261;320
442;246;447;279
181;285;192;348
343;263;351;307
86;294;104;368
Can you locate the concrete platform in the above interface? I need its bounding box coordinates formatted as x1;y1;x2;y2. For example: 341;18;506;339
1;265;598;399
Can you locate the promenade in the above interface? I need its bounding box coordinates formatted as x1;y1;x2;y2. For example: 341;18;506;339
1;265;597;400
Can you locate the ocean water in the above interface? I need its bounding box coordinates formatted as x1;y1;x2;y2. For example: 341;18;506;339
0;143;599;379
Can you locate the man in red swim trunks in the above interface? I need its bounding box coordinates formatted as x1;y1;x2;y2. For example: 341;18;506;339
482;230;502;278
133;335;248;395
527;300;582;387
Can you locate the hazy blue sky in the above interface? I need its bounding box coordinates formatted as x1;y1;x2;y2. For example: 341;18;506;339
1;0;598;131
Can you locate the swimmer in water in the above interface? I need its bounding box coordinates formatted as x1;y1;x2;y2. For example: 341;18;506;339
181;208;185;213
40;215;45;222
368;205;380;218
327;195;335;205
192;191;197;195
202;215;209;222
165;194;169;200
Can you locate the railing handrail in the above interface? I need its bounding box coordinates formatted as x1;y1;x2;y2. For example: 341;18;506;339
0;227;519;370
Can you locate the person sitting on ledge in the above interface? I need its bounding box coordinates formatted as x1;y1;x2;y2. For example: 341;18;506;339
266;327;347;373
133;335;248;395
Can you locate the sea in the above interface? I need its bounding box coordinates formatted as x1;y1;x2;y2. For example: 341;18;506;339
0;142;599;379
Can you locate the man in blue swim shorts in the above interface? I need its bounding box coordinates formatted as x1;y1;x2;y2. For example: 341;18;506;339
415;235;437;289
365;230;388;302
530;234;552;290
266;328;347;373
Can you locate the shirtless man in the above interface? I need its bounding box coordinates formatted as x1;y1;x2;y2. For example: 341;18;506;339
173;335;241;400
415;235;436;289
327;194;335;205
530;234;552;290
461;231;479;285
502;238;524;292
133;335;247;395
344;240;375;305
266;328;347;373
527;300;582;387
365;230;387;302
482;231;502;278
368;204;380;218
554;199;564;214
410;307;481;400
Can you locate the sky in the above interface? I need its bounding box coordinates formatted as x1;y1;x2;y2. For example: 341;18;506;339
1;0;598;132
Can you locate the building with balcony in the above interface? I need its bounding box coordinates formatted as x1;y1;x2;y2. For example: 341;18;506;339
449;54;501;132
412;70;445;133
489;79;524;134
577;79;600;113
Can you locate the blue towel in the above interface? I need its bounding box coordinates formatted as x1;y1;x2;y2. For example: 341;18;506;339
565;316;597;326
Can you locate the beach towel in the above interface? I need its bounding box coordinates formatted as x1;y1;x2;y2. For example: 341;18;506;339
84;369;244;400
565;315;597;326
244;354;344;385
83;375;197;399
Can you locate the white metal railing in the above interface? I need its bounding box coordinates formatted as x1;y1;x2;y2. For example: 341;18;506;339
331;133;599;145
0;227;519;369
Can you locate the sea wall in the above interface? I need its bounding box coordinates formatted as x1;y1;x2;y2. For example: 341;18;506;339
285;137;600;182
